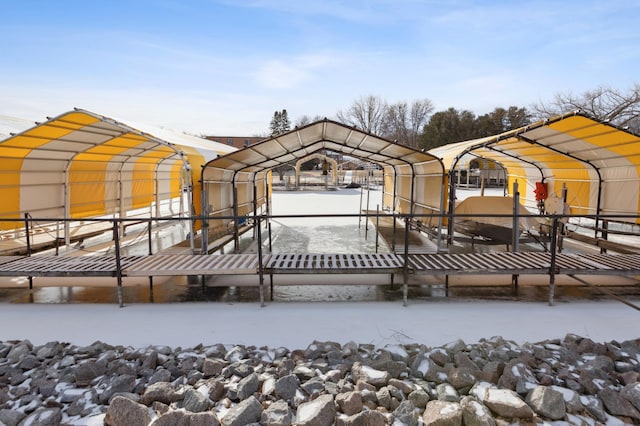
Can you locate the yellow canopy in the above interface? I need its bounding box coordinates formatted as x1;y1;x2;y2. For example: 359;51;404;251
430;112;640;223
0;109;235;232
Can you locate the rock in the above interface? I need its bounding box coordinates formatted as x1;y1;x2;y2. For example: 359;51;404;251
100;374;136;404
236;372;260;400
621;383;640;412
336;391;363;416
408;388;430;409
342;409;388;426
182;387;210;412
393;399;419;426
141;381;182;405
261;400;292;426
202;358;225;377
579;395;608;423
435;383;459;402
6;341;32;363
351;362;390;387
155;410;221;426
0;409;25;426
74;360;106;386
483;388;534;419
423;400;463;426
497;361;538;394
412;354;447;382
525;385;565;420
104;396;151;426
275;374;299;401
550;385;583;413
598;387;640;421
220;395;263;426
296;394;335;426
448;367;477;390
460;396;495;426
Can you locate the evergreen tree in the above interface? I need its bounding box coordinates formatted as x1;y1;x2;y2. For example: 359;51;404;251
269;109;292;136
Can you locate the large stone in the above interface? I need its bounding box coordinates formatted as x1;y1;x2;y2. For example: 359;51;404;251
393;400;419;426
236;372;260;400
99;374;136;404
423;400;463;426
275;374;299;401
621;383;640;412
202;358;225;377
221;395;263;426
448;367;477;390
411;355;447;383
598;387;640;421
141;381;183;406
483;388;534;419
435;383;459;402
550;385;583;413
460;396;495;426
6;341;32;363
351;362;390;387
261;400;292;426
74;361;106;387
497;362;538;395
408;388;430;409
342;409;388;426
154;410;221;426
296;394;335;426
0;409;25;426
579;395;608;423
336;391;363;416
104;396;150;426
525;385;565;420
182;387;210;412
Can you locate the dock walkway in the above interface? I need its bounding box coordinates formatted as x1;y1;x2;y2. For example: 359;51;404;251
1;251;638;307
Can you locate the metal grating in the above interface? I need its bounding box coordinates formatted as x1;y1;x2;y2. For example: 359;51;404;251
264;253;404;273
124;254;260;276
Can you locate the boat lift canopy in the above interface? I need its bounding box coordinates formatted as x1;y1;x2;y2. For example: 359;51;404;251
431;112;640;224
201;119;446;249
0;109;235;235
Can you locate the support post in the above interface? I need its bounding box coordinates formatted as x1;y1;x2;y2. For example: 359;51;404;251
113;220;124;308
512;181;520;253
147;220;154;296
257;215;265;307
375;205;380;253
402;216;410;307
548;216;559;306
24;214;33;290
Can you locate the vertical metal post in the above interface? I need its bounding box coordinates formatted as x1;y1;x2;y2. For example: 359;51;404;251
548;216;559;306
147;220;153;294
375;205;380;253
24;214;33;290
364;187;371;239
359;187;363;229
512;181;520;253
403;216;410;307
113;220;124;308
256;215;265;307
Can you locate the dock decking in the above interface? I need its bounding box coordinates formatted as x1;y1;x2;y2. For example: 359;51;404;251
1;251;638;307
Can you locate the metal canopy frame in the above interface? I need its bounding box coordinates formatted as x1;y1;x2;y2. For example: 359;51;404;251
201;119;446;253
432;112;640;236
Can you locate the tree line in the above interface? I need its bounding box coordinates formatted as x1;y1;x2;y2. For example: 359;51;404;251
268;84;640;150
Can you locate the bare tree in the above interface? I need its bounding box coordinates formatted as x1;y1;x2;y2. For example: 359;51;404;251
336;95;388;134
294;114;325;128
408;99;435;148
531;84;640;133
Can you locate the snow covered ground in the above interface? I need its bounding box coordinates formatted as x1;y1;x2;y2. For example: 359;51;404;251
0;188;638;351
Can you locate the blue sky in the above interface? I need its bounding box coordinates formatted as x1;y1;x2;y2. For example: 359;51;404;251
1;0;639;136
